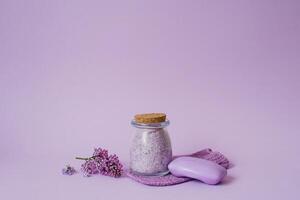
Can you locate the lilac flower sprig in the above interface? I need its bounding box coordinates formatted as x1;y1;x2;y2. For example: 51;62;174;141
62;165;76;175
76;148;123;178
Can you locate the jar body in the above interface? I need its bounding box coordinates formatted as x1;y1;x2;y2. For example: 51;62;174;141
130;125;172;176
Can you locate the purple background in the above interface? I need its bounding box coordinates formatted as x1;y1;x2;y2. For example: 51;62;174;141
1;0;299;199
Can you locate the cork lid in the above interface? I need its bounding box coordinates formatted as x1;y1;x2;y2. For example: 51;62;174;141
134;113;166;124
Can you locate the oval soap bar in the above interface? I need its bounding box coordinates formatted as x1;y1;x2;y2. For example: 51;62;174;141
168;157;227;185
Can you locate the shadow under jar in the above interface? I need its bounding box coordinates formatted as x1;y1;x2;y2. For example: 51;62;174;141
130;113;172;176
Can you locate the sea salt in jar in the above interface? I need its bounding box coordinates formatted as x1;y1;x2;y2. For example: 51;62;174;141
130;113;172;176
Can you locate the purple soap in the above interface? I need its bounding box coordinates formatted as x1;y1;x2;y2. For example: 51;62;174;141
168;157;227;185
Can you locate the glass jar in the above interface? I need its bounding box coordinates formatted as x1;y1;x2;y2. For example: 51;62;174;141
130;119;172;176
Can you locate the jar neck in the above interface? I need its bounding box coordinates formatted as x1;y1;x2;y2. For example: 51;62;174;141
131;120;170;129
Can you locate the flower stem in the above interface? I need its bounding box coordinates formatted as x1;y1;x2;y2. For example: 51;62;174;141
75;157;89;160
75;156;97;160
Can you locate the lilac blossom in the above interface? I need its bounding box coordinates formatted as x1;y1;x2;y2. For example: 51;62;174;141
76;148;123;178
62;165;76;175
